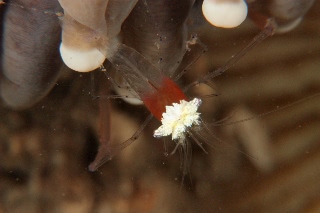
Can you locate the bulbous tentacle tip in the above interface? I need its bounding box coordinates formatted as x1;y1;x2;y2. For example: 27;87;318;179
59;42;105;72
202;0;248;28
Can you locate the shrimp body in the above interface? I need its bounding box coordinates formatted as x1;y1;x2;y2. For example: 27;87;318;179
90;13;277;171
109;44;202;141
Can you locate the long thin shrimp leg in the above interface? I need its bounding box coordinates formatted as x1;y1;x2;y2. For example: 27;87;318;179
183;18;277;92
89;113;153;171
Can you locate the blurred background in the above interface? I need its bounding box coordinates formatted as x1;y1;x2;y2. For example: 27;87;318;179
0;1;320;212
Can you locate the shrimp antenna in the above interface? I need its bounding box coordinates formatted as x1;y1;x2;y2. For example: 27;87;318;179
198;120;257;161
184;18;277;92
213;92;320;127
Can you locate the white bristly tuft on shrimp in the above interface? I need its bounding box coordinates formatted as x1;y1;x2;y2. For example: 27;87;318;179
154;98;202;140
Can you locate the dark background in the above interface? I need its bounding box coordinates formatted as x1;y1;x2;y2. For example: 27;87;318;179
0;1;319;212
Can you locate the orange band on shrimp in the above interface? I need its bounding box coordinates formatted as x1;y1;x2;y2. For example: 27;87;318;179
142;77;188;121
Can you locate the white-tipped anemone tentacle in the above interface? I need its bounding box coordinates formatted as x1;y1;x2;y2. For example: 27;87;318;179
202;0;248;28
58;0;138;72
153;98;202;140
59;42;106;72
